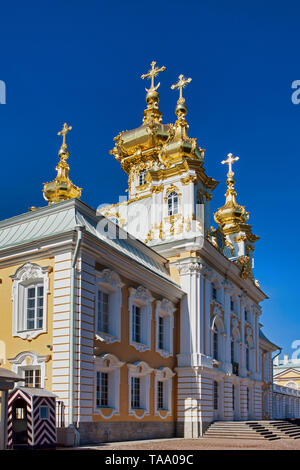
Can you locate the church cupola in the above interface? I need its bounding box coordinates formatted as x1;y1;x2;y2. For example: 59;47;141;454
141;61;166;125
213;153;259;279
43;123;82;204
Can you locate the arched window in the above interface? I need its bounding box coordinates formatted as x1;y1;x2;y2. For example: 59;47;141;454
139;170;146;186
196;194;204;220
167;191;178;216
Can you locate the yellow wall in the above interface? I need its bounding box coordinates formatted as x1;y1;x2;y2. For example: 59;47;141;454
92;272;180;423
0;257;55;390
274;369;300;390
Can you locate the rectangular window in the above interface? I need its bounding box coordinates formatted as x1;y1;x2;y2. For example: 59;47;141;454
96;372;109;407
157;381;164;410
39;406;49;419
131;376;140;409
246;348;249;370
231;340;234;363
230;299;234;311
24;369;41;388
213;381;218;410
139;171;146;186
97;290;109;333
212;286;217;300
213;331;218;360
158;316;164;350
132;305;141;343
26;284;44;330
15;408;25;420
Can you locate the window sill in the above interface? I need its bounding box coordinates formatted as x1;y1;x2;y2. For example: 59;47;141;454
157;348;172;358
130;341;150;353
129;408;150;419
94;407;119;419
95;332;120;344
155;408;171;419
14;328;45;341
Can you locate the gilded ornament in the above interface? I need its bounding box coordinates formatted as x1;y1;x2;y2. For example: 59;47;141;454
43;122;82;204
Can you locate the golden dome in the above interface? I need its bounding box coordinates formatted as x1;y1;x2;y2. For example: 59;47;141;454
43;123;82;204
214;173;249;229
214;154;259;242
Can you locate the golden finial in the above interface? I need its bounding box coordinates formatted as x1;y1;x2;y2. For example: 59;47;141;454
171;74;192;102
141;61;166;91
58;122;72;151
43;122;82;204
221;153;239;177
141;61;166;124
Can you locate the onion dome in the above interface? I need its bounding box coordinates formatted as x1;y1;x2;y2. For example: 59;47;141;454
214;153;259;242
43;123;82;204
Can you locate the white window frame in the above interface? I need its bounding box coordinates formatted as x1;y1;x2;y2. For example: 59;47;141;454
167;191;179;216
155;299;175;358
128;361;153;419
129;286;153;352
94;353;124;419
138;170;146;186
154;367;175;419
11;263;50;340
8;350;48;388
95;269;124;344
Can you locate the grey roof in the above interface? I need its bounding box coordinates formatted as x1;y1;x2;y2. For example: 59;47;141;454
0;368;24;382
273;359;300;370
259;329;280;350
17;387;57;398
0;198;177;285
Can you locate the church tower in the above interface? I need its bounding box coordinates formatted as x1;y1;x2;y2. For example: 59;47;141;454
213;153;259;281
101;62;218;256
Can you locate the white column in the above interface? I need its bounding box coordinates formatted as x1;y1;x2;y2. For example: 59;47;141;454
240;296;246;377
177;260;212;368
223;282;233;374
204;276;212;357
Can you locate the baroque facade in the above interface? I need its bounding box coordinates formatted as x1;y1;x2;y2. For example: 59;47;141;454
0;62;297;445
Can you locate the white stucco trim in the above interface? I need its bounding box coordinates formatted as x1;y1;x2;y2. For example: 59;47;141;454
155;299;175;358
8;350;49;388
128;361;153;419
94;353;125;419
129;286;154;352
95;269;124;344
154;367;175;419
11;262;51;340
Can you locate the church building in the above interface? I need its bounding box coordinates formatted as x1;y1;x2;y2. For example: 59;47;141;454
0;62;294;445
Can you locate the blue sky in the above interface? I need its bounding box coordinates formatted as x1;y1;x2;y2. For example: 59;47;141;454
0;0;299;358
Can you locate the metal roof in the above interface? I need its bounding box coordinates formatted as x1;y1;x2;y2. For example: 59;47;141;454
0;199;177;285
0;368;24;382
259;329;280;350
17;386;57;398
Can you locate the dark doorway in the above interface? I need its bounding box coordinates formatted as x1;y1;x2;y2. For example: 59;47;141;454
12;398;28;446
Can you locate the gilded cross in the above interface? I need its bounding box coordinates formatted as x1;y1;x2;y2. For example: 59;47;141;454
221;153;239;175
141;61;166;91
171;74;192;100
58;122;72;147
